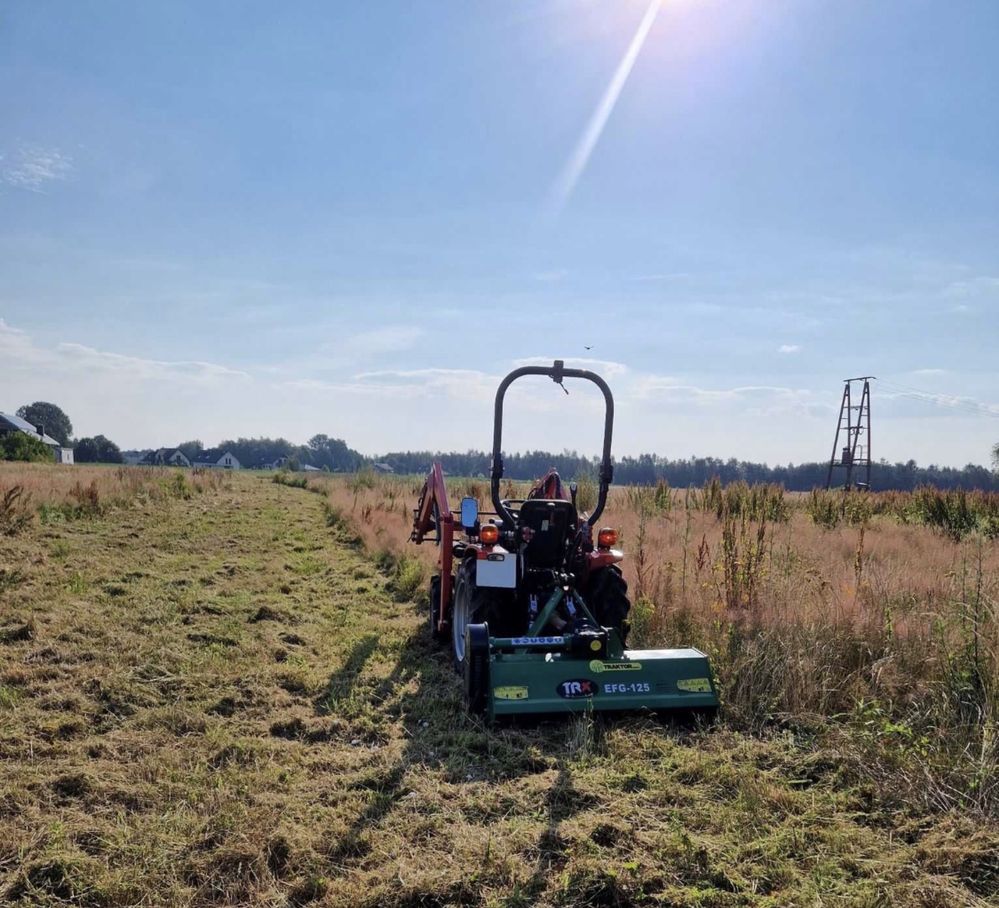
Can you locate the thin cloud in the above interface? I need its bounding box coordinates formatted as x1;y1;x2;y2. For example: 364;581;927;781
345;325;424;356
513;356;629;378
630;272;694;283
778;344;801;354
2;145;73;191
0;318;47;365
57;343;250;382
942;276;999;300
637;380;812;403
1;319;247;384
532;270;568;283
881;390;999;419
350;368;497;401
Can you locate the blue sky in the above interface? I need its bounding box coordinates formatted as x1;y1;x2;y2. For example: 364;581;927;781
2;0;997;464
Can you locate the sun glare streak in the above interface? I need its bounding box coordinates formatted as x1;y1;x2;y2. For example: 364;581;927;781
548;0;663;216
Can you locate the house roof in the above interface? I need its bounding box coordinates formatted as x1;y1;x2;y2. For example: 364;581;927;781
139;448;189;464
0;411;62;447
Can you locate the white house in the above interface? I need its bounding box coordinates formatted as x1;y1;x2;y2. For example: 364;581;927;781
0;411;74;464
139;448;191;467
194;451;241;470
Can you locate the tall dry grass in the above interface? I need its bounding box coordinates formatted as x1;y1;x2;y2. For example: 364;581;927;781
311;471;999;816
0;463;230;528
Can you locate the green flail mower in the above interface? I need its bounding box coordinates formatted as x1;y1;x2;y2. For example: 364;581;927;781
412;360;718;722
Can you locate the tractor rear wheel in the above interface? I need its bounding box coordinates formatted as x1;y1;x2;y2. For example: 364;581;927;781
452;558;496;672
587;566;631;643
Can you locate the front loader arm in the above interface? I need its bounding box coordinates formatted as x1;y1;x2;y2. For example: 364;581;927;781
411;462;454;635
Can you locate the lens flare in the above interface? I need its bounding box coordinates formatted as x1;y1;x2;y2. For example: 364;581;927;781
549;0;663;215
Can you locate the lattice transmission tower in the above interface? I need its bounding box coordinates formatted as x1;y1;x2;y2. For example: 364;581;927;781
825;377;874;490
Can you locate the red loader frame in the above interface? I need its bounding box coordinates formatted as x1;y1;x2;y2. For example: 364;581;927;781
410;462;454;635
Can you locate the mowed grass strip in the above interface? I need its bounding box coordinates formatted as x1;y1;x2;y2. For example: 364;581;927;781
1;470;996;907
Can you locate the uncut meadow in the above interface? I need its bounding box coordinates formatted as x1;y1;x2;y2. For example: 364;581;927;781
318;470;999;818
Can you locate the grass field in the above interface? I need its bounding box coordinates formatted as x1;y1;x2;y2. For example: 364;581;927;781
2;465;998;906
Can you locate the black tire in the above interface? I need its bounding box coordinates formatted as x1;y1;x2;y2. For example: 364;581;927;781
452;558;495;672
428;575;445;642
587;566;631;643
464;622;490;715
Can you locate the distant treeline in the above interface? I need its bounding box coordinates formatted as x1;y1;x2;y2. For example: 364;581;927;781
374;450;999;492
176;435;366;472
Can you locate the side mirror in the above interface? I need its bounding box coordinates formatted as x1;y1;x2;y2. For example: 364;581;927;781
460;497;479;530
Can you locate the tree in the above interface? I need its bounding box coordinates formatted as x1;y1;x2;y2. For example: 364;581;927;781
0;432;52;463
308;434;365;472
74;435;124;464
992;442;999;472
177;440;205;461
16;402;73;446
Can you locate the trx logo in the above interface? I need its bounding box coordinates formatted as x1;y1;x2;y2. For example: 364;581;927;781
557;679;597;699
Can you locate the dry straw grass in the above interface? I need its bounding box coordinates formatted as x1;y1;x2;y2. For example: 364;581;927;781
314;470;999;817
0;463;229;528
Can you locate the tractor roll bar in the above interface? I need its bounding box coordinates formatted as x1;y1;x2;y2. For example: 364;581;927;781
490;360;614;528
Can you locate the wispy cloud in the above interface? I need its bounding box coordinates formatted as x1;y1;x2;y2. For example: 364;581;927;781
636;378;811;403
350;368;497;402
513;356;629;378
778;344;801;354
56;343;249;383
1;145;73;191
1;319;246;384
343;326;424;356
941;276;999;300
532;269;568;283
0;318;48;365
633;376;826;417
881;390;999;419
629;272;694;283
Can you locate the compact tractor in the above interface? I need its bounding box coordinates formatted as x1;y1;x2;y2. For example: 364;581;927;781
411;360;718;721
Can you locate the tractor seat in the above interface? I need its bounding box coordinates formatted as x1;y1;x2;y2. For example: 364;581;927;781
518;499;576;569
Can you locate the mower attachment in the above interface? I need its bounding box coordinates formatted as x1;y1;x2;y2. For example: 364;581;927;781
466;623;718;721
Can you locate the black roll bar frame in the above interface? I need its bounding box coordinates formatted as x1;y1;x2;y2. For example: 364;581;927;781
490;360;614;528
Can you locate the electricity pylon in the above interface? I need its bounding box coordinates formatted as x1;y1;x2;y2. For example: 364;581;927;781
825;377;874;490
